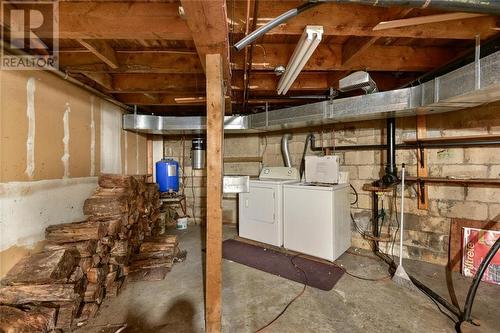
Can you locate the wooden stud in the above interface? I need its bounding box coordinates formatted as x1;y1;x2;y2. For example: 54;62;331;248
205;53;224;333
373;13;487;31
416;115;428;210
76;39;119;69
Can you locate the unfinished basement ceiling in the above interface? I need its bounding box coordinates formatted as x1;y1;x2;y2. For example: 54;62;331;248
42;1;500;114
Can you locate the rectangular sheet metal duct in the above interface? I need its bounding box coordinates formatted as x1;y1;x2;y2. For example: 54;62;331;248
123;50;500;135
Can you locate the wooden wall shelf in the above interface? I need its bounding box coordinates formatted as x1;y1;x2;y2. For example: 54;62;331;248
404;134;500;145
406;177;500;187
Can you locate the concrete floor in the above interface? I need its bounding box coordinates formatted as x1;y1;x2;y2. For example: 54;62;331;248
79;225;500;333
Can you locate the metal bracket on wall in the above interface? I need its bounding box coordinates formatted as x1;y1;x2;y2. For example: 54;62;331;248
416;115;428;209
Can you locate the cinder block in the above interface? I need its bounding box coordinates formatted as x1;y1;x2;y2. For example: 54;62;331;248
430;164;488;178
344;151;375;165
435;200;488;220
489;165;500;178
464;147;500;164
428;186;465;201
428;148;464;165
488;203;500;221
358;166;380;180
466;188;500;203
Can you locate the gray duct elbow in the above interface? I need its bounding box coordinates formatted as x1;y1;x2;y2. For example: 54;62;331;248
282;134;293;167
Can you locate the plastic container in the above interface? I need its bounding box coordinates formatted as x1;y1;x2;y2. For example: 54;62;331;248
156;158;179;193
176;217;188;230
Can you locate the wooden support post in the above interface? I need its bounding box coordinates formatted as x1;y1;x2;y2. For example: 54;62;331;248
205;53;224;333
416;115;428;209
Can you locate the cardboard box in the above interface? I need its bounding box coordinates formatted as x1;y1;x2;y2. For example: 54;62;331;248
462;227;500;285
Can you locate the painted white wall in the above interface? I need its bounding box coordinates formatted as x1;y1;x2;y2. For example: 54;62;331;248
0;177;97;251
152;136;164;182
100;100;122;174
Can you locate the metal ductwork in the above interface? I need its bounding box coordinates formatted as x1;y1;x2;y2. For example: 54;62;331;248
281;134;293;167
124;50;500;135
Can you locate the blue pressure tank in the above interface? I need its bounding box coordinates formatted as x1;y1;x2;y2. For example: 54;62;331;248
156;158;179;193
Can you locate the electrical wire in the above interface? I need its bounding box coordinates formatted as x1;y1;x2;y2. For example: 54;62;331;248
350;184;358;205
254;254;308;333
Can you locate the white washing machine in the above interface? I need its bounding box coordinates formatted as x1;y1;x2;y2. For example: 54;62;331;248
238;167;299;247
283;182;351;262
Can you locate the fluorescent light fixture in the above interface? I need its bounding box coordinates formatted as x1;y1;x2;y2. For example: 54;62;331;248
339;71;378;94
277;25;323;95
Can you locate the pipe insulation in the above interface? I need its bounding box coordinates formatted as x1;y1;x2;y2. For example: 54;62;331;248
281;134;293;167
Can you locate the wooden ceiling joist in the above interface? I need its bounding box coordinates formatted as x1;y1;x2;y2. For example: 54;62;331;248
111;74;206;93
76;39;119;69
60;51;203;74
59;2;191;40
230;2;497;40
232;44;462;72
181;0;231;85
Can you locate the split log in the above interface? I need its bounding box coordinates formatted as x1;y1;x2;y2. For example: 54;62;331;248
0;305;56;333
83;195;130;217
83;283;104;303
129;258;173;272
78;258;94;272
98;174;136;189
93;187;134;197
44;240;98;258
105;271;117;290
46;221;107;243
86;267;107;284
105;278;125;297
1;250;75;286
78;302;100;321
134;249;175;260
88;215;126;236
68;267;84;283
128;267;169;282
139;242;176;254
0;284;79;305
111;240;128;256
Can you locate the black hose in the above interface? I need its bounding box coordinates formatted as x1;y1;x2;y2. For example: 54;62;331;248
299;134;314;180
462;237;500;323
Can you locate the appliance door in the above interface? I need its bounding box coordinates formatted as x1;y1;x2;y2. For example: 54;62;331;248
284;186;334;261
238;183;281;246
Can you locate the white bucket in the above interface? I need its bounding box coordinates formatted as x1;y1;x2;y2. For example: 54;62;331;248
176;217;188;230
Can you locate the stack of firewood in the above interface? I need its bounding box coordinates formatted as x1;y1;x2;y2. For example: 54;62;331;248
0;249;84;332
129;235;179;281
0;174;179;332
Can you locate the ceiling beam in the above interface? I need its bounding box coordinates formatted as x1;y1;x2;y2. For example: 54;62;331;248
342;8;414;66
59;51;203;74
76;39;119;69
232;44;462;72
79;72;113;90
229;2;497;39
58;2;191;40
180;0;231;86
111;74;206;93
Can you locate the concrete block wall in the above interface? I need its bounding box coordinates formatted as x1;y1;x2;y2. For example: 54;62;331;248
248;102;500;266
163;135;260;225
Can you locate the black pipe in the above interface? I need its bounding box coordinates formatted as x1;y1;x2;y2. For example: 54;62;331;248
384;118;397;183
319;0;500;15
309;138;500;151
462;237;500;323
